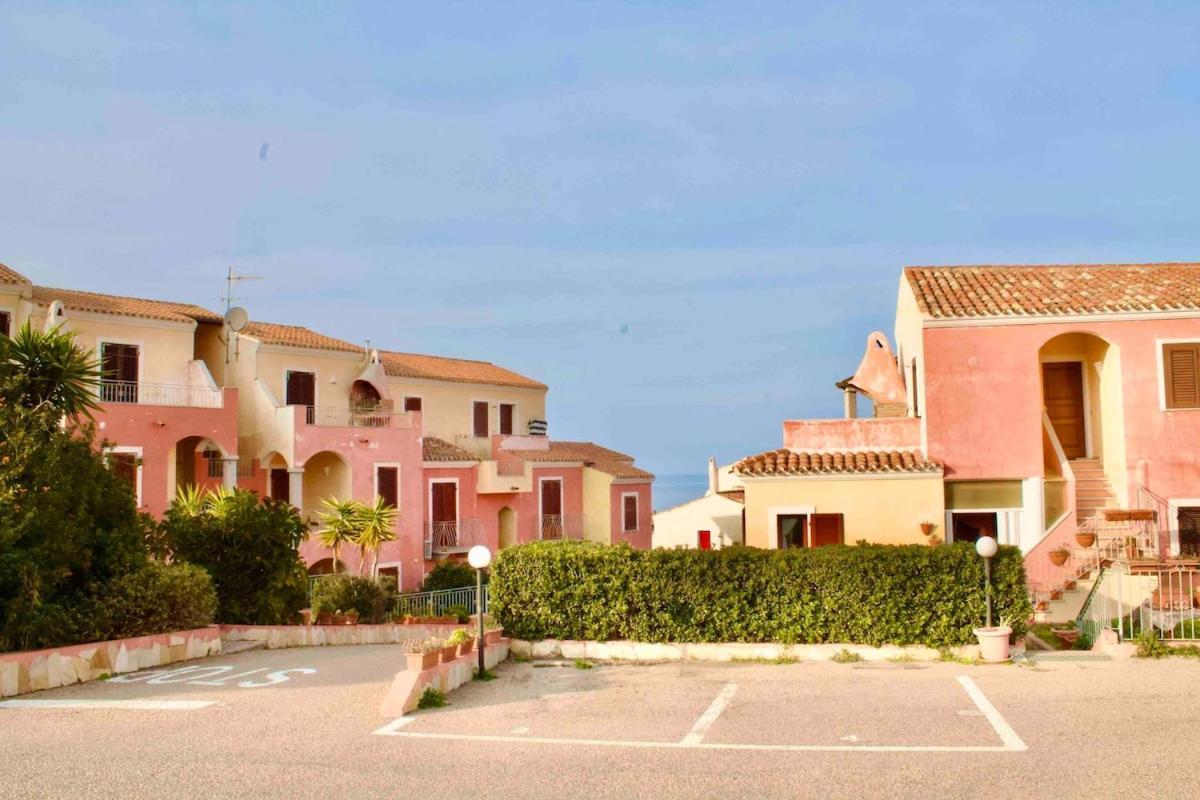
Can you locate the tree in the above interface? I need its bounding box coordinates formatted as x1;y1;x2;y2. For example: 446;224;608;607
0;322;100;420
315;497;358;573
353;497;398;574
161;488;309;624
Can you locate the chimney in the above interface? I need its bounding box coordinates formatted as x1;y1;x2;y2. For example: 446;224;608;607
707;457;720;496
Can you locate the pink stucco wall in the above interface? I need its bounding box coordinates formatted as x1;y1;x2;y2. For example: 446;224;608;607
610;481;653;549
95;387;239;516
924;318;1200;502
782;417;921;452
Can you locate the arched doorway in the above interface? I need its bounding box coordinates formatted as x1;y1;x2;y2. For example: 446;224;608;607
307;558;344;575
498;506;517;549
301;451;352;524
173;435;224;495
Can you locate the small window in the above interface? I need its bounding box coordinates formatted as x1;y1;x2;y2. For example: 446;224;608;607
697;530;712;550
472;401;489;438
623;494;639;532
776;514;807;549
376;465;399;508
0;311;10;338
1164;343;1200;409
499;403;514;435
403;396;422;412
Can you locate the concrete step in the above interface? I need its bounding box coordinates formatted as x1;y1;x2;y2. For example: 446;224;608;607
1036;577;1098;624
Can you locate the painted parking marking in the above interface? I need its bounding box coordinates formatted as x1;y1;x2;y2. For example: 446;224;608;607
108;665;316;688
373;675;1027;754
0;699;214;711
681;682;737;745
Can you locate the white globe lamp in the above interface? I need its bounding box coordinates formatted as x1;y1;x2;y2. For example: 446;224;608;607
467;545;492;676
468;545;492;569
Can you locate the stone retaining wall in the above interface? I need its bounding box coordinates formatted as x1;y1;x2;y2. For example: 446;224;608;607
379;638;511;717
219;622;470;650
0;627;222;697
510;638;1003;662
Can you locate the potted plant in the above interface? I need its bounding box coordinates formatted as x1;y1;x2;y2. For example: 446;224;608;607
919;521;935;536
1050;621;1080;648
403;639;439;671
438;638;459;663
973;615;1014;663
1074;531;1096;548
343;609;359;625
1048;547;1070;567
447;628;475;656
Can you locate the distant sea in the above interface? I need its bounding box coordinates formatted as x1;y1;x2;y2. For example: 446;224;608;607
653;474;709;512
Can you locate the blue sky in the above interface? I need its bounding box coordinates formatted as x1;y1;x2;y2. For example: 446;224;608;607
3;2;1200;475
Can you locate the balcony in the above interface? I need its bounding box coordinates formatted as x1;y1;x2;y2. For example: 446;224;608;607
478;459;532;494
100;380;224;409
425;519;485;557
541;513;585;541
300;406;413;429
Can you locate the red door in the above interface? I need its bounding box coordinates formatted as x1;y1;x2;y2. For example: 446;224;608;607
697;530;712;550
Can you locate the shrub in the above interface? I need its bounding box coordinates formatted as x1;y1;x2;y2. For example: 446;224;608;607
417;687;446;709
102;562;217;639
160;488;309;625
421;561;480;592
310;574;393;623
490;541;1031;648
445;604;470;624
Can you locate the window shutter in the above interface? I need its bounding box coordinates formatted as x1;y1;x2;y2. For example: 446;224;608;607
376;466;399;508
623;495;639;531
473;401;489;437
1164;344;1200;409
810;513;844;547
403;397;422;412
499;404;514;435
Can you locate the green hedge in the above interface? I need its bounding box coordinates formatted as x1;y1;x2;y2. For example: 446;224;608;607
490;541;1030;647
310;575;393;623
103;562;217;639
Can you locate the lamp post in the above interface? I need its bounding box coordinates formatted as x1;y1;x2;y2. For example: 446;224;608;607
467;545;492;678
975;536;999;629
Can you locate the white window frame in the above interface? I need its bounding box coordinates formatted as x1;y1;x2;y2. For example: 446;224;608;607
283;368;319;410
428;477;460;525
373;462;402;508
402;395;424;413
1039;356;1093;458
374;560;403;590
538;476;565;538
621;491;642;533
943;508;1021;547
470;399;490;438
1156;338;1200;412
766;505;815;549
105;445;144;507
1167;498;1200;556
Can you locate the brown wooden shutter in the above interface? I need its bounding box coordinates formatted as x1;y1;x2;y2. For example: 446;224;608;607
473;401;489;437
810;513;844;547
403;397;422;412
499;404;514;435
623;495;639;531
1179;507;1200;555
541;480;562;516
376;466;399;508
0;311;10;338
1164;344;1200;409
431;482;457;523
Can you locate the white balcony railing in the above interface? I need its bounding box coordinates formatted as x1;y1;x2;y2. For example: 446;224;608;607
425;519;484;557
541;513;585;541
100;380;223;409
299;405;413;429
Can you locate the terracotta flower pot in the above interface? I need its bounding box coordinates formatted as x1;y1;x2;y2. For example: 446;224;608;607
1051;628;1080;648
974;626;1012;663
1048;550;1070;567
300;609;313;626
317;612;333;625
1074;532;1096;548
920;522;935;536
406;651;438;671
439;645;459;663
458;637;475;656
485;630;501;645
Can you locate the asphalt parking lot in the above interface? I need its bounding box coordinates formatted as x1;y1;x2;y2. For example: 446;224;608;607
2;646;1198;799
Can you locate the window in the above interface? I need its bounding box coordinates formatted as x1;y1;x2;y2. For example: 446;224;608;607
1179;507;1200;556
811;513;844;547
697;530;712;550
403;396;422;412
951;512;997;544
0;311;10;338
776;514;806;549
472;401;489;438
1164;343;1200;409
499;403;514;435
100;342;139;403
376;465;399;508
286;371;317;423
107;449;142;506
622;494;640;532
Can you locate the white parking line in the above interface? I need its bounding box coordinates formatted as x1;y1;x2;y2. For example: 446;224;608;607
956;675;1027;752
373;674;1026;753
0;699;214;711
681;682;738;745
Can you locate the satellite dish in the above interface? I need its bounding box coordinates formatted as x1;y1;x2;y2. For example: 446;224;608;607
224;306;249;332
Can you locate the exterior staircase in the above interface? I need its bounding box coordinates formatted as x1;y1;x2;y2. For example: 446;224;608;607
1071;459;1117;523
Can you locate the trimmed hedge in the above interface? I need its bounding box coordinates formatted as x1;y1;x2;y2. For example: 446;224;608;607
310;575;393;623
103;562;217;639
490;541;1030;647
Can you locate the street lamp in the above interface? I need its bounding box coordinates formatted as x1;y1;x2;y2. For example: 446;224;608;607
975;536;999;628
467;545;492;678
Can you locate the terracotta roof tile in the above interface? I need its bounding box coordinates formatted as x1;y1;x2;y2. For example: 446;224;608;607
241;321;363;353
31;285;221;324
0;263;30;285
381;350;546;390
732;449;941;477
423;437;478;462
506;440;654;480
904;263;1200;320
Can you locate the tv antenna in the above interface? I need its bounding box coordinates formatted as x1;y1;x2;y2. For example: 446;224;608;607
222;266;264;313
221;266;262;364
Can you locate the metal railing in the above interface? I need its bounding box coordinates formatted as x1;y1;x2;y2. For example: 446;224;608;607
393;585;489;619
1079;560;1200;642
1027;514;1160;611
300;405;413;429
540;513;585;541
425;519;485;557
100;380;223;408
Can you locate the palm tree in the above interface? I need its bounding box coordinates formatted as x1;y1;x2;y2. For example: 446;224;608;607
353;497;399;575
0;323;100;420
315;497;358;573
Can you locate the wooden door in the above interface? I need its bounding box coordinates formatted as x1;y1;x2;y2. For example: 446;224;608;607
269;469;290;503
285;371;316;423
431;482;457;523
1042;362;1086;459
101;343;139;402
810;514;844;547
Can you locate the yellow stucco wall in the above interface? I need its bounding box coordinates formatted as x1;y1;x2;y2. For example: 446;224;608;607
582;466;613;543
742;474;945;548
652;493;744;549
28;311;197;386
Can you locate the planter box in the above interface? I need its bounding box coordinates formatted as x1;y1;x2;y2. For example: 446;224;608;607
406;651;439;671
485;630;501;645
458;637;475;656
439;645;459;664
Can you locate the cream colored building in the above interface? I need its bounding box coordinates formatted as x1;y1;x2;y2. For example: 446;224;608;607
652;459;745;549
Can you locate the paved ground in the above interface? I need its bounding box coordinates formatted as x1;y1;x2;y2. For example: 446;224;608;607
2;645;1197;799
